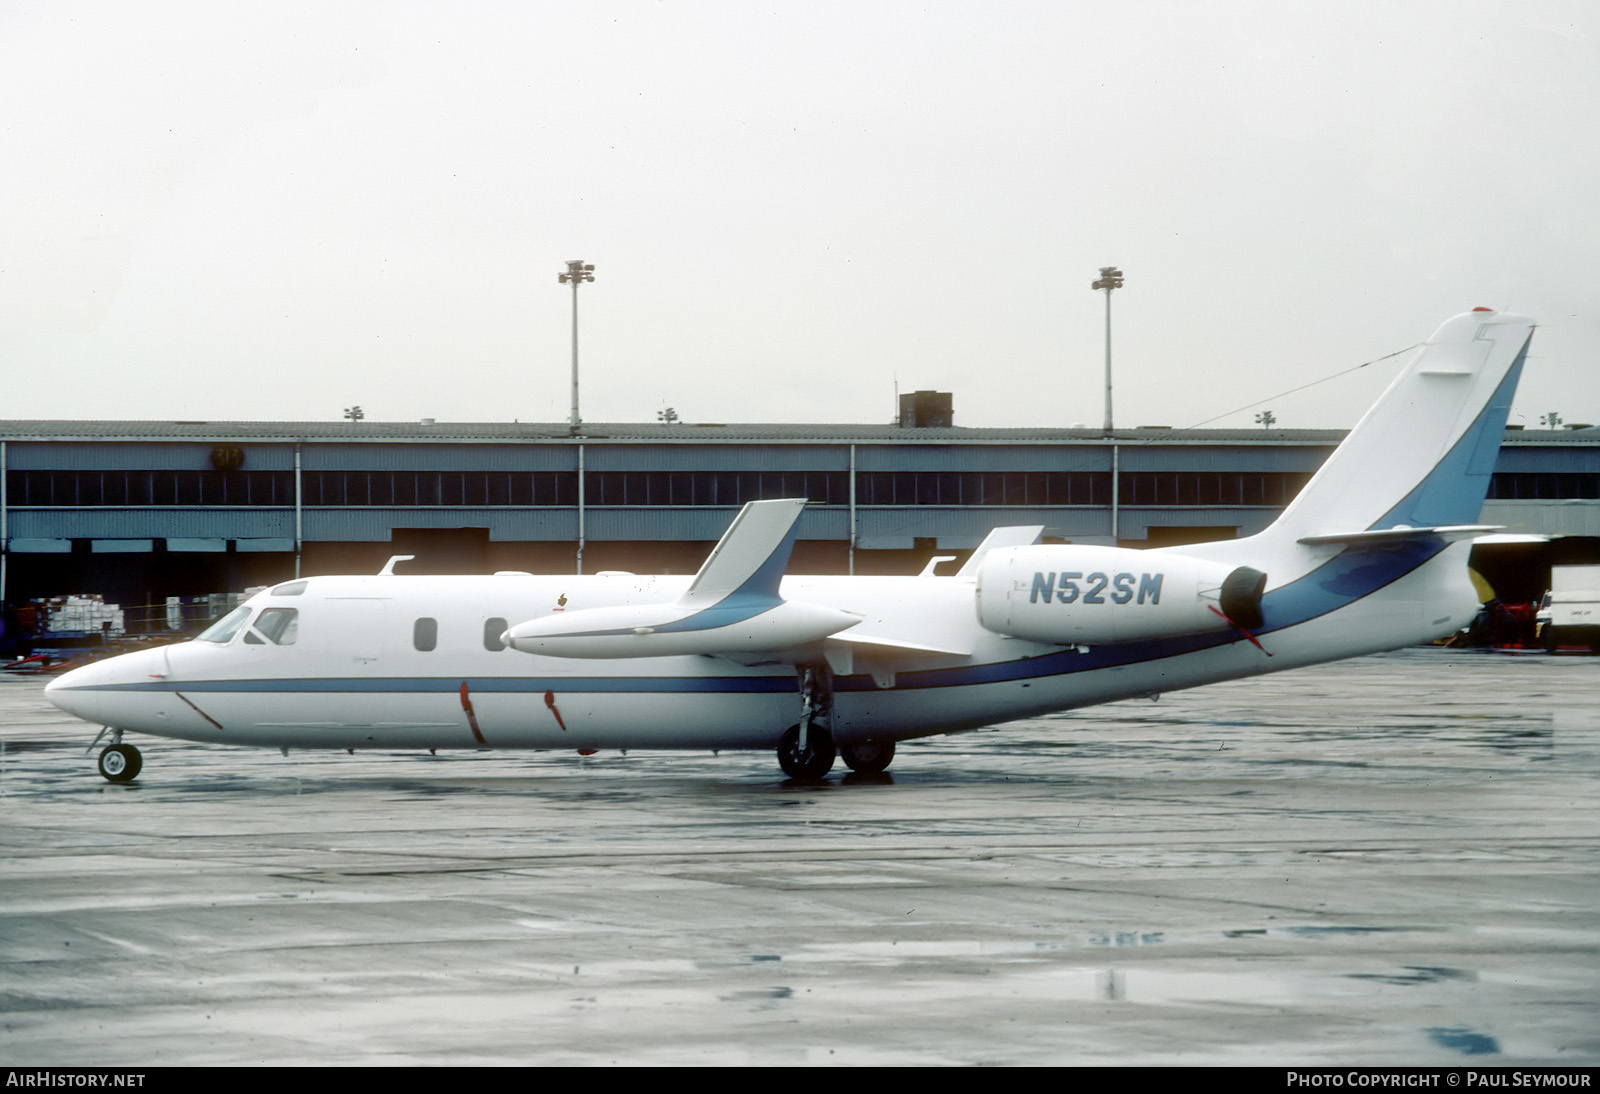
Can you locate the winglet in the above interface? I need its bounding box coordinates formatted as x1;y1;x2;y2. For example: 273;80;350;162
679;499;808;608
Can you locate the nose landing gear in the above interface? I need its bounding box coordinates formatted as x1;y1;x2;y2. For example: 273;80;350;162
89;728;142;783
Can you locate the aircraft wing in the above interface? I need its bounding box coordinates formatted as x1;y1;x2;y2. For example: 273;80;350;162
714;630;969;679
821;632;971;688
827;632;969;658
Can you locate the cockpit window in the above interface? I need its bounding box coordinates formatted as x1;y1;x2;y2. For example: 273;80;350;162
252;608;299;645
196;606;252;644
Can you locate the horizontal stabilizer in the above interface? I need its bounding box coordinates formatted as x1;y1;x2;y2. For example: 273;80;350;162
1298;524;1504;548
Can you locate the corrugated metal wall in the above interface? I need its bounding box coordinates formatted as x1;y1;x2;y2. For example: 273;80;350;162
303;509;580;543
855;445;1110;472
7;442;297;470
1482;501;1600;536
1118;445;1333;472
1494;446;1597;473
5;436;1596;554
7;509;293;539
585;444;846;470
301;443;573;471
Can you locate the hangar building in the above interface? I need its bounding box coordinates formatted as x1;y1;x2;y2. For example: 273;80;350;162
2;412;1597;626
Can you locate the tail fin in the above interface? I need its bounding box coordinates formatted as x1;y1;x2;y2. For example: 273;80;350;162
1265;308;1533;544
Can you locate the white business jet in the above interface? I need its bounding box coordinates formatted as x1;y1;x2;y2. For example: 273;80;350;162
47;308;1534;783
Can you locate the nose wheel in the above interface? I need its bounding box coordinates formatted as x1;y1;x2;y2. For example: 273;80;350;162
92;730;142;783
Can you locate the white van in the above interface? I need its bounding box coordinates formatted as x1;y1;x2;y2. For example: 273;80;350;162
1539;563;1600;653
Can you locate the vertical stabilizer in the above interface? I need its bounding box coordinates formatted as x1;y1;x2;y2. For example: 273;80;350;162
1265;309;1533;543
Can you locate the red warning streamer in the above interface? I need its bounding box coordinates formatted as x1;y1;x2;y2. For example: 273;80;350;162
1209;605;1272;656
459;682;487;744
544;690;568;732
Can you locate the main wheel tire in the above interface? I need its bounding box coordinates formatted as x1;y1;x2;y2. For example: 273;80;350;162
777;724;836;781
97;743;142;784
840;739;895;775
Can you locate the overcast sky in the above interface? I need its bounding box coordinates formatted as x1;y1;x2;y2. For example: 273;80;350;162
3;0;1596;431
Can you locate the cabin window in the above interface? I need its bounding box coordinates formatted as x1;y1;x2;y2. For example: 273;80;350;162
196;606;252;644
413;617;438;652
484;618;508;652
250;608;299;645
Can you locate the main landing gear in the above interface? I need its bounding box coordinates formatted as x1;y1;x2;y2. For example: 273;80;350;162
776;665;897;780
777;722;835;781
839;738;895;776
777;664;836;780
90;728;142;784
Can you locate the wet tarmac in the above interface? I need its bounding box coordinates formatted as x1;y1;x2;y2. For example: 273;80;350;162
1;647;1597;1066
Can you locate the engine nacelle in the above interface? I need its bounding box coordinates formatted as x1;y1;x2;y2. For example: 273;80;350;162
974;545;1265;644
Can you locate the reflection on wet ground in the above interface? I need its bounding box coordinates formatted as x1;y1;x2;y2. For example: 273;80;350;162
1;648;1596;1065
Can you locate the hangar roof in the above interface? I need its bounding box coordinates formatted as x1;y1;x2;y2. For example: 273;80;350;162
2;420;1594;446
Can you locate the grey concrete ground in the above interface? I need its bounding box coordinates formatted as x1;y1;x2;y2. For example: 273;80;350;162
0;648;1596;1067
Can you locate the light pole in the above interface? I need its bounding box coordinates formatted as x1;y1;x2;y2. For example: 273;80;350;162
1091;266;1125;544
558;259;595;434
1090;266;1124;434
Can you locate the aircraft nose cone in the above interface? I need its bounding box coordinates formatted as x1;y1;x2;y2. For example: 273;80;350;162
44;646;167;726
44;663;104;724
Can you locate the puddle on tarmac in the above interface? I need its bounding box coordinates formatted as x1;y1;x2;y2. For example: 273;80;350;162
1426;1026;1502;1055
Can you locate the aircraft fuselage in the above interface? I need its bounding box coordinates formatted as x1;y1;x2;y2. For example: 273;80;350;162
45;549;1477;754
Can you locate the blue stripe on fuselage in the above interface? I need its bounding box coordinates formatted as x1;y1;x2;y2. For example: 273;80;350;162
78;674;799;695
